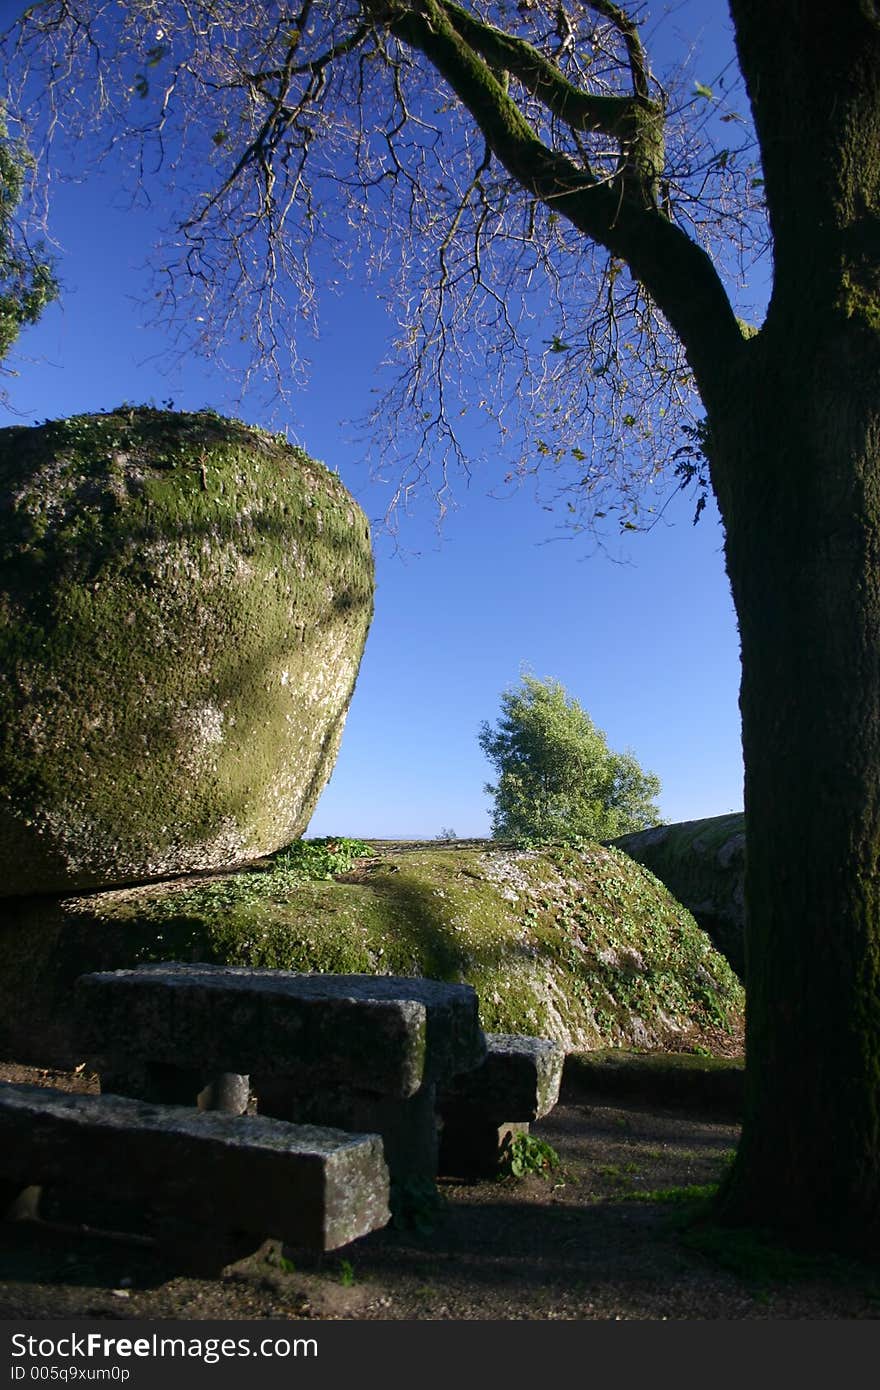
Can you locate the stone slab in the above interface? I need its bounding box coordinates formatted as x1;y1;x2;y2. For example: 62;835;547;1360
438;1033;564;1122
75;964;486;1098
0;1082;390;1253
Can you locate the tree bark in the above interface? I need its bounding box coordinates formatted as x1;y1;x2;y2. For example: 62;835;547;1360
689;0;880;1252
707;304;880;1252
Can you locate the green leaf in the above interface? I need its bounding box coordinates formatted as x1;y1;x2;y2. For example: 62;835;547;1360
694;82;714;100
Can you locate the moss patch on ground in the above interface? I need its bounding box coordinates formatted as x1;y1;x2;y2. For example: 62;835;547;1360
0;839;744;1067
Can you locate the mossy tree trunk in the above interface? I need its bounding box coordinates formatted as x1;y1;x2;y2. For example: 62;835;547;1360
709;314;880;1251
704;2;880;1250
408;0;880;1248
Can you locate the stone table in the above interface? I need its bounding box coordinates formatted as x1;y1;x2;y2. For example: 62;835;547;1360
75;963;488;1183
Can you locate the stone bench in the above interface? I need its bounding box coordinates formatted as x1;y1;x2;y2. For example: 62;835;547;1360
74;963;487;1184
437;1033;564;1177
0;1082;390;1274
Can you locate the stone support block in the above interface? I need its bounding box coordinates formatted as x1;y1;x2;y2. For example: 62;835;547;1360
256;1077;440;1186
437;1033;564;1178
99;1062;250;1114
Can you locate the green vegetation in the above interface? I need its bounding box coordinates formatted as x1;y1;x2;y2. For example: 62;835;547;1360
389;1177;448;1236
628;1181;721;1205
137;838;375;920
479;674;661;844
499;1132;560;1179
564;1049;744;1115
679;1221;880;1299
7;0;880;1257
264;1247;297;1276
0;105;58;368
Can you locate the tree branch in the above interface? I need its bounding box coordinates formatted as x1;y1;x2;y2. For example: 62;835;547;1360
375;0;745;397
441;0;661;166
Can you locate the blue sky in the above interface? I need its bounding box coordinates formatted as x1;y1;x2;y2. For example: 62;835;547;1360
1;0;754;838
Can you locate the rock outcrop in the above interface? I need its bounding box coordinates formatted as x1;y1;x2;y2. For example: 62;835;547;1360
0;408;374;895
0;840;744;1066
612;814;746;976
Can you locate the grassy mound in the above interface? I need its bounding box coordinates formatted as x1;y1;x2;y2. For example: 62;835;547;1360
0;839;744;1067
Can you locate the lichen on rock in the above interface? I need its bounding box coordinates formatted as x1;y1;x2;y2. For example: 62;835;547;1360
0;407;374;894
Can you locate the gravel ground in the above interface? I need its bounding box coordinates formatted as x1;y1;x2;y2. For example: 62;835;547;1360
1;1061;878;1321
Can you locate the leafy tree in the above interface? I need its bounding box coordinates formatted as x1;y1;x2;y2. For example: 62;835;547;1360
478;674;660;842
0;103;56;371
4;1;880;1253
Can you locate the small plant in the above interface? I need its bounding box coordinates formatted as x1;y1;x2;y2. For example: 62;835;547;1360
499;1132;560;1179
141;836;373;924
271;836;374;880
265;1247;296;1275
338;1259;355;1287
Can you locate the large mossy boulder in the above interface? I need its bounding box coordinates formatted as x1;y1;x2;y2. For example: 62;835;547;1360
0;840;744;1066
0;408;374;894
612;814;746;977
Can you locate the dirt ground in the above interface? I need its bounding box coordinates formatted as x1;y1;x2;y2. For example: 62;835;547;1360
1;1060;878;1321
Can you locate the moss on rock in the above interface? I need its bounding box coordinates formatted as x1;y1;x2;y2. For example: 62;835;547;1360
0;407;374;894
0;840;744;1067
612;814;746;977
562;1048;744;1115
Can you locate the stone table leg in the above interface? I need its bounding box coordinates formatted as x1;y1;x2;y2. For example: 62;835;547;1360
1;1181;41;1221
100;1061;249;1114
439;1114;530;1178
152;1213;265;1277
254;1078;440;1186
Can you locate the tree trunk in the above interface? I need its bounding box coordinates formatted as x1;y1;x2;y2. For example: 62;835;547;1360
708;306;880;1253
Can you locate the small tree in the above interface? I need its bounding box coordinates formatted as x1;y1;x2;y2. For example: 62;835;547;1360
478;674;661;843
0;104;56;372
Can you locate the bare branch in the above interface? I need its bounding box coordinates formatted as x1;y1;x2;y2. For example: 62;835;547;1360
0;0;767;530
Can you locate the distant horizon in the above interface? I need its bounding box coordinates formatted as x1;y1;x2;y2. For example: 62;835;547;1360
306;808;746;844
